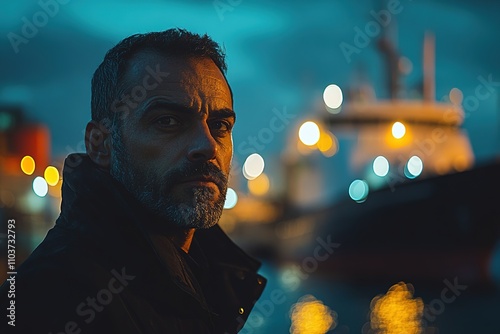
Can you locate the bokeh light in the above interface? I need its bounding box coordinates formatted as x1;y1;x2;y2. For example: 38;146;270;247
391;122;406;139
323;84;343;109
405;156;423;178
299;121;320;146
224;188;238;209
373;156;390;177
21;155;35;175
44;166;60;186
449;87;463;105
453;154;469;172
317;131;339;157
349;179;369;203
317;131;333;152
243;153;265;180
290;295;336;334
369;282;424;334
248;173;270;196
33;176;48;197
398;56;413;75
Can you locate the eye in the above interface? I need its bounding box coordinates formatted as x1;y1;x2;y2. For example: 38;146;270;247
154;116;180;127
210;120;232;133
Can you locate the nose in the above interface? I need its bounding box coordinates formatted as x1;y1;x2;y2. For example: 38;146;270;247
187;123;217;163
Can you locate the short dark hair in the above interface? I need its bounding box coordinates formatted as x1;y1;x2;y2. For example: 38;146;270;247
90;28;229;123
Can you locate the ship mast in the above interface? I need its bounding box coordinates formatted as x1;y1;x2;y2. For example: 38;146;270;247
377;36;400;100
423;31;436;102
376;8;401;100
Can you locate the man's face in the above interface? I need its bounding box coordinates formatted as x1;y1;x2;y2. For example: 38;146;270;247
110;51;234;230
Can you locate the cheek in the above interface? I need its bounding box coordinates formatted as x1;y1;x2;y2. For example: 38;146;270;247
124;133;184;171
222;155;232;175
220;138;234;174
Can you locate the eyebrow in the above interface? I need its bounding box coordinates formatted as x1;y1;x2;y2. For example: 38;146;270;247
139;99;235;121
209;108;236;122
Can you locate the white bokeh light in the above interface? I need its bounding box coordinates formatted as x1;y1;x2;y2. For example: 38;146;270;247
392;121;406;139
33;176;48;197
298;121;320;146
224;188;238;209
373;156;389;177
243;153;265;180
406;156;423;178
323;84;343;109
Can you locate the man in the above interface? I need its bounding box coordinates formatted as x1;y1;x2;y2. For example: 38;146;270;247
1;28;266;333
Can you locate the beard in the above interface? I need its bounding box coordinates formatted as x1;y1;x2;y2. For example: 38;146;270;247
110;131;228;231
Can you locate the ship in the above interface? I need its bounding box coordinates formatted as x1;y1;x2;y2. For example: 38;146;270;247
275;30;500;288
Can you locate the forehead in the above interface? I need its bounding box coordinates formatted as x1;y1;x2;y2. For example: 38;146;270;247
120;50;232;112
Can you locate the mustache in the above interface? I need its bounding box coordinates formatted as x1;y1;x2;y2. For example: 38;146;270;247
161;162;228;193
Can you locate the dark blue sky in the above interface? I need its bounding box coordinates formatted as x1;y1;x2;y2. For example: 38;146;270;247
1;0;499;167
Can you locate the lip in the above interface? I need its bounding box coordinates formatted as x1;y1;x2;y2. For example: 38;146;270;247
178;176;220;188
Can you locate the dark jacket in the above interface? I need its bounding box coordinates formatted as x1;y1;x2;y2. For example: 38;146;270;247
0;153;266;334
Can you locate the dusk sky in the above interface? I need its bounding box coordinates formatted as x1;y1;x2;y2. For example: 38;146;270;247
1;0;499;168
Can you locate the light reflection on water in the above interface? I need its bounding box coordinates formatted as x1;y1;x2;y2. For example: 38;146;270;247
242;260;500;334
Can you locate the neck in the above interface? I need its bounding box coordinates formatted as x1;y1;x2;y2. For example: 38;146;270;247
172;228;195;253
141;216;196;253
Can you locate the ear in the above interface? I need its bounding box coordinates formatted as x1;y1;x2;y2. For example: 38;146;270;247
85;120;112;169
